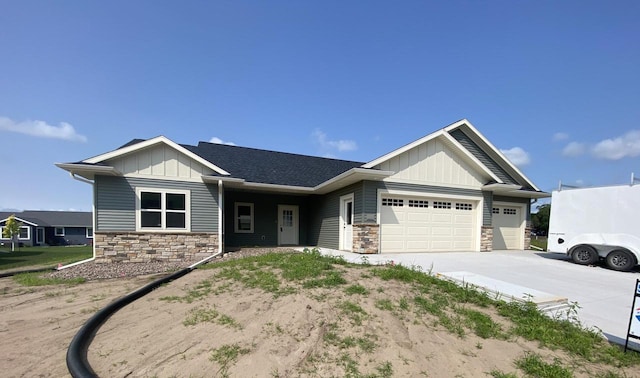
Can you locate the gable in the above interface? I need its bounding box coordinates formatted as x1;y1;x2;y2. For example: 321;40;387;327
106;144;215;181
372;136;491;188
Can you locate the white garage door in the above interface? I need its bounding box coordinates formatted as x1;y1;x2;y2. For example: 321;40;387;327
380;196;477;253
492;206;523;250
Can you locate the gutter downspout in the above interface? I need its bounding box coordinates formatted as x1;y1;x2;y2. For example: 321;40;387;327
218;180;224;255
59;173;97;270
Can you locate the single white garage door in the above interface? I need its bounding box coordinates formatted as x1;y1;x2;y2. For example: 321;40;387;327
380;196;477;252
492;206;523;250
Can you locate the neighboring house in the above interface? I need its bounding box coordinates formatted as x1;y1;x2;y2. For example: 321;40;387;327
56;119;548;263
0;211;93;247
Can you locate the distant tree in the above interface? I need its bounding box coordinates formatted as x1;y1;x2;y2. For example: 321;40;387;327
531;204;550;235
2;214;22;251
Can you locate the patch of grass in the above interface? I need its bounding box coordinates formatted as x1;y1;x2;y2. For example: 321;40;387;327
496;301;640;365
515;352;573;378
183;307;220;326
209;343;251;378
345;284;369;296
456;307;505;339
0;245;92;271
530;237;548;251
338;300;368;326
375;298;395;311
12;272;85;286
183;307;242;329
375;361;393;377
303;271;346;288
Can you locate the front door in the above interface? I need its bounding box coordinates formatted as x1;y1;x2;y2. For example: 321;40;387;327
278;205;299;245
36;227;44;245
340;194;354;251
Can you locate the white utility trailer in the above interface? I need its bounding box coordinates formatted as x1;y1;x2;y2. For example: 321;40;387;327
547;177;640;271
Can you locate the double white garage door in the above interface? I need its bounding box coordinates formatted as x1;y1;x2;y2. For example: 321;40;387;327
380;196;524;252
380;195;478;253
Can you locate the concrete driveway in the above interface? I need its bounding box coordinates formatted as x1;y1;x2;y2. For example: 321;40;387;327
310;248;640;349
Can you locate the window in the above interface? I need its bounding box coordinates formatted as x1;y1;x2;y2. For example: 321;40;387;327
235;203;254;233
136;188;190;231
409;200;428;208
86;227;94;238
455;203;473;211
382;198;404;207
433;201;452;209
1;226;30;240
55;227;65;236
503;208;517;215
18;226;29;240
492;208;500;214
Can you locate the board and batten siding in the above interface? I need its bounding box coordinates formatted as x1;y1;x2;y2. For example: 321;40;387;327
107;144;215;180
95;176;219;232
373;137;487;189
449;129;522;187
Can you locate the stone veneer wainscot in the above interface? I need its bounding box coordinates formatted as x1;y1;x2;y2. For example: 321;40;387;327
352;224;379;254
94;232;219;263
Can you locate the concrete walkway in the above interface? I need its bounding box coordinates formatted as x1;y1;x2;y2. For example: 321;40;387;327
305;247;640;349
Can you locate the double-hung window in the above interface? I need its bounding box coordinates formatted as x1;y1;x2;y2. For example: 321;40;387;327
137;188;190;231
234;203;254;233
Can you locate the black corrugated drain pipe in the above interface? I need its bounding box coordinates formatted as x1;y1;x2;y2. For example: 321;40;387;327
66;253;220;378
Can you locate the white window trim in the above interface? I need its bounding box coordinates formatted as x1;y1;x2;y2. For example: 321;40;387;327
135;187;191;232
1;226;30;240
55;227;65;236
86;227;94;239
234;202;254;233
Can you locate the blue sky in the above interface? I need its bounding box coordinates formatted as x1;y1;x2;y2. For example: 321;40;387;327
1;1;639;212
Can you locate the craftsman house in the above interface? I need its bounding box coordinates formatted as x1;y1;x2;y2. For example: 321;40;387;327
0;211;93;247
56;119;547;263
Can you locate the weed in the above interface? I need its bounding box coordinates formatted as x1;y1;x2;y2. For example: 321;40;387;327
375;361;393;377
345;284;369;296
375;299;395;311
209;343;251;377
515;352;573;378
338;301;368;326
456;307;504;339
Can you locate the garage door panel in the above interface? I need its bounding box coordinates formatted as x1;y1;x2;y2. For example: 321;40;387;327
492;206;523;250
380;195;478;253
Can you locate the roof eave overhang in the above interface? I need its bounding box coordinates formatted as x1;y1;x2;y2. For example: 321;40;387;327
202;168;393;195
313;168;394;194
0;216;38;226
55;163;122;180
483;183;550;199
83;136;230;176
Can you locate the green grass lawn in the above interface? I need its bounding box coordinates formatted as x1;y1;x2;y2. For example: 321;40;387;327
530;236;548;251
0;245;92;271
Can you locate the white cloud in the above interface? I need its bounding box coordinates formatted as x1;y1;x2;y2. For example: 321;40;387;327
562;141;586;157
500;147;530;167
312;129;357;152
591;130;640;160
209;136;236;146
552;132;569;142
0;116;87;142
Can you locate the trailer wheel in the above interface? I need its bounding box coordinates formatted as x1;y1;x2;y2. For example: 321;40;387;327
570;245;598;265
605;250;636;272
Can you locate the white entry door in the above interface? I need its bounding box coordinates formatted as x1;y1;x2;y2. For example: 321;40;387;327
278;205;299;245
340;194;354;251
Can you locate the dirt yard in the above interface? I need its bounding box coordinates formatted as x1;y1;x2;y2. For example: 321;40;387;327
0;253;637;378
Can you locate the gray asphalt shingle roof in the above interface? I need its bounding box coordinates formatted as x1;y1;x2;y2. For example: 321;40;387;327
0;211;91;227
184;142;365;187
